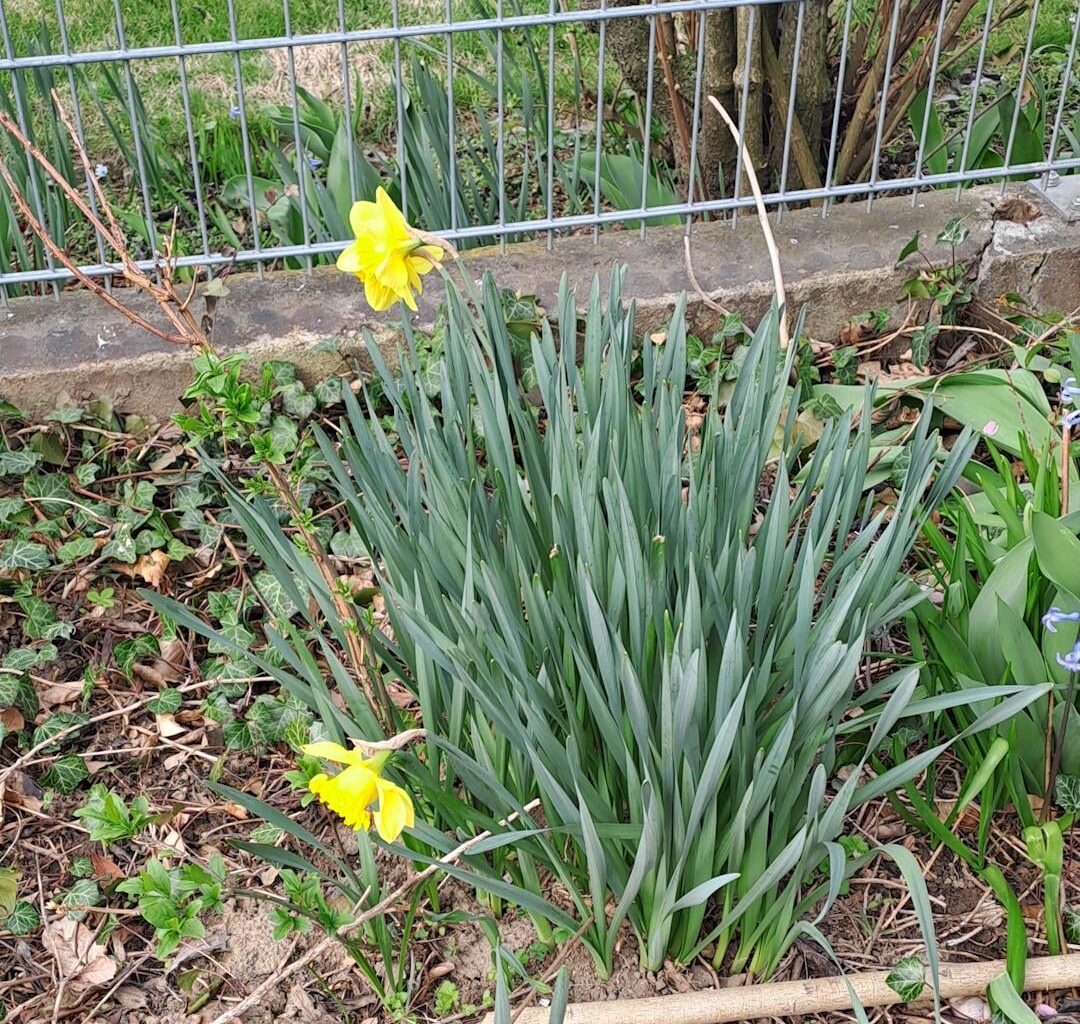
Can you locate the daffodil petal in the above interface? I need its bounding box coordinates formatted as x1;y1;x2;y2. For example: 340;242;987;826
302;741;359;765
308;763;379;829
364;275;398;311
336;242;363;275
373;778;414;843
348;199;381;239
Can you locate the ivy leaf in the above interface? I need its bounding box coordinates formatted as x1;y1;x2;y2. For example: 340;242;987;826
24;473;73;514
253;570;297;621
0;449;41;476
269;414;299;456
936;216;970;247
222;718;254;750
70;857;94;878
313;376;342;407
3;644;57;671
1056;774;1080;814
114;635;160;678
1065;907;1080;945
0;675;38;718
57;537;97;564
329;529;366;559
280;382;316;420
31;713;89;753
102;523;137;563
896;231;922;265
41;755;90;794
75;462;101;486
886;956;926;1003
3;900;40;935
0;540;51;571
910;323;940;369
59;879;101;920
147;689;182;714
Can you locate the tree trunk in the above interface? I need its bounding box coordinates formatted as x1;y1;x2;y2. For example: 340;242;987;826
734;5;766;194
697;8;738;196
773;0;829;188
583;1;738;198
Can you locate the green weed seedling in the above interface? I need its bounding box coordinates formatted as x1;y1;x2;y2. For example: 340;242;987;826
74;784;153;843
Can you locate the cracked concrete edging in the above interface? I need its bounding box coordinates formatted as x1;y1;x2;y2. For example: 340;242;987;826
1;185;1078;418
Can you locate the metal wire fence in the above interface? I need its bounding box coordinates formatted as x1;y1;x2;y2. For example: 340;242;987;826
0;0;1078;298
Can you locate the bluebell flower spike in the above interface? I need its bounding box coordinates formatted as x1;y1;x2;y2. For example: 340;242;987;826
1042;607;1080;632
1056;641;1080;672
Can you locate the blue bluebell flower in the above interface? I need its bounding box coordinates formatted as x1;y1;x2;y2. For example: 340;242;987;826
1062;377;1080;403
1042;607;1080;632
229;105;242;120
1064;409;1080;429
307;156;323;170
1056;641;1080;672
94;163;108;179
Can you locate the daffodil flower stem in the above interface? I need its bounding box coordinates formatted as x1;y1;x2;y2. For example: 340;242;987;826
207;798;542;1024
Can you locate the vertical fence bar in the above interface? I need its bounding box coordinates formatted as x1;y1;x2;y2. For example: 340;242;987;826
1001;0;1042;191
911;0;949;206
111;0;160;265
497;0;506;251
169;0;211;260
0;3;60;297
776;0;806;221
445;0;459;233
338;0;358;204
226;0;263;279
731;4;756;229
545;0;556;250
392;0;407;221
1044;1;1080;185
865;0;903;211
591;0;607;242
55;0;111;289
684;8;709;233
822;0;854;218
282;0;313;271
956;0;995;199
639;2;659;241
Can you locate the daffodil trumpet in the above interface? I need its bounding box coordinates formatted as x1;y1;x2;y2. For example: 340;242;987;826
336;186;456;313
302;739;415;844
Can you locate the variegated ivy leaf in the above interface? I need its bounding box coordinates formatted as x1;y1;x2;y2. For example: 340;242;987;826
886;956;926;1003
3;900;40;935
0;540;51;571
254;570;298;621
41;755;89;794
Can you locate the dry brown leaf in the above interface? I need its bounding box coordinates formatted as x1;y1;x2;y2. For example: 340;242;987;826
89;852;124;882
223;802;249;820
881;362;923;382
1;707;25;733
38;679;84;708
42;917;118;995
155;713;188;739
949;995;990;1022
857;360;882;382
1;769;44;815
133;549;170;588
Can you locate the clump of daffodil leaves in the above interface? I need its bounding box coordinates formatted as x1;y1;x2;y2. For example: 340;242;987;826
336;186;444;312
302;741;414;843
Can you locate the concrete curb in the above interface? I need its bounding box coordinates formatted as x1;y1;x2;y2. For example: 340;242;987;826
1;186;1076;417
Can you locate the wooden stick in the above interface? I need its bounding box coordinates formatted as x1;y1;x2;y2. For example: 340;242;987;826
503;954;1080;1024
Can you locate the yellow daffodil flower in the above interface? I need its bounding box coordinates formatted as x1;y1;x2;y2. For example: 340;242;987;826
336;187;443;313
301;740;415;843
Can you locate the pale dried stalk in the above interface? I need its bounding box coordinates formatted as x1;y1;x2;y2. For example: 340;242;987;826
706;95;788;348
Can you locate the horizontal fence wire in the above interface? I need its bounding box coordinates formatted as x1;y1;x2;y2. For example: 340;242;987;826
0;0;1077;297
